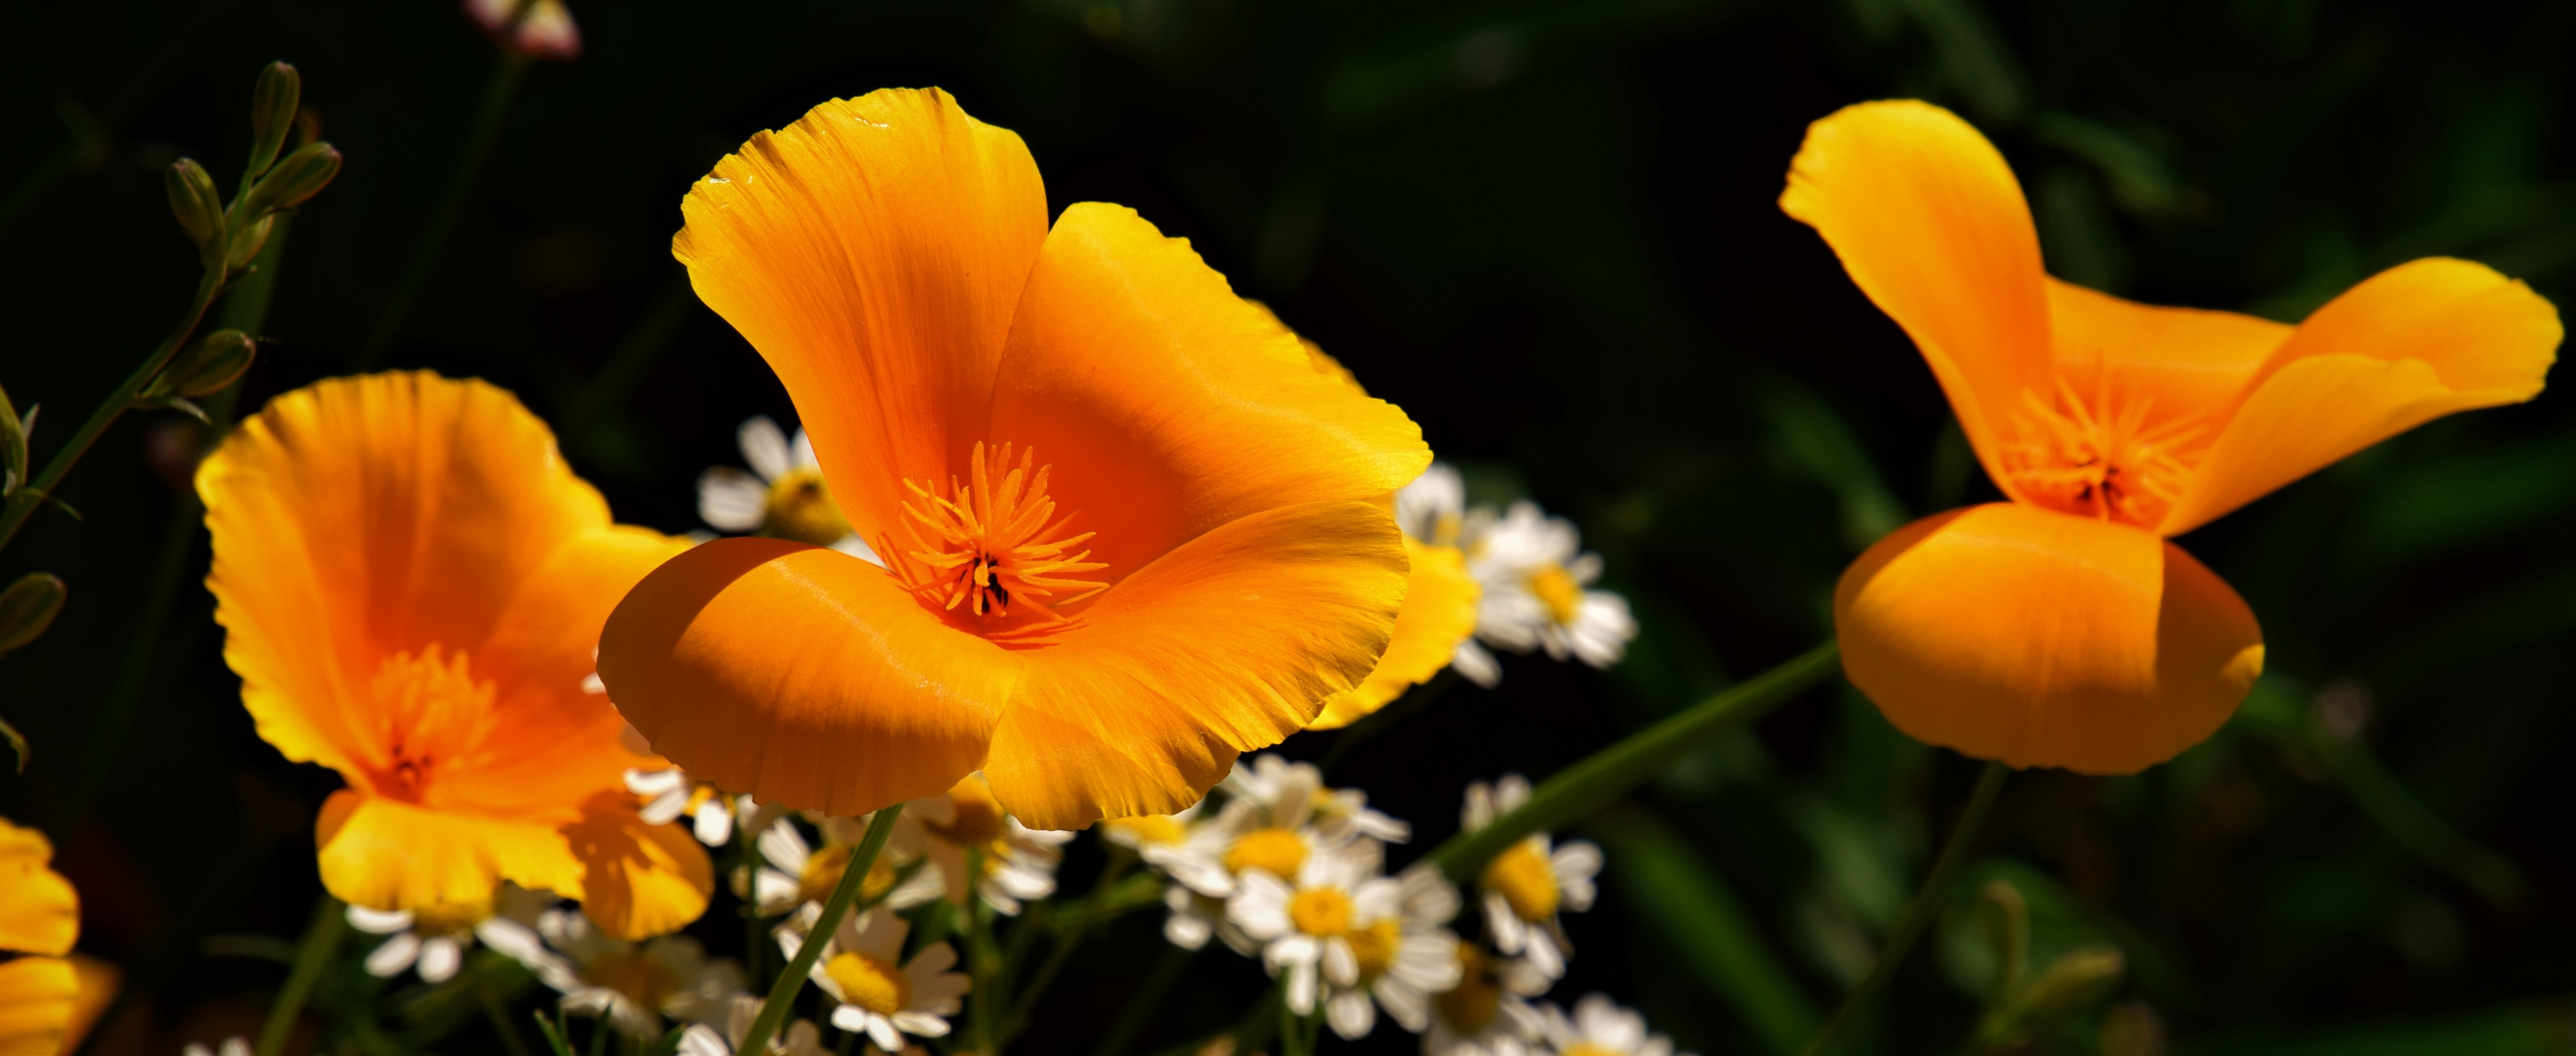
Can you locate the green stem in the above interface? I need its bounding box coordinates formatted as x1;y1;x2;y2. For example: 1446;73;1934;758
735;805;904;1056
254;896;346;1056
1797;760;2008;1056
741;822;768;986
0;263;225;553
1423;641;1842;880
2314;730;2525;909
352;50;527;370
967;848;999;1054
479;977;536;1056
1092;945;1194;1056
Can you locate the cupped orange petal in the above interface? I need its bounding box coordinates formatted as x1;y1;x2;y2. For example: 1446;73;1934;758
1781;100;2052;500
984;500;1408;828
985;202;1430;580
2044;278;2293;422
316;791;585;913
561;791;714;941
598;538;1019;816
0;957;75;1056
199;372;621;774
1309;538;1479;730
0;820;74;957
675;88;1049;544
2160;258;2560;535
1835;503;2263;773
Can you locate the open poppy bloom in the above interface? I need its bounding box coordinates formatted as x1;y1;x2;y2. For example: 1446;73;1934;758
1784;101;2559;772
599;88;1427;829
200;373;714;938
0;816;78;1056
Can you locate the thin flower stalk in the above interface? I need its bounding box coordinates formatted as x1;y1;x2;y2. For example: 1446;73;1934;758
733;805;903;1056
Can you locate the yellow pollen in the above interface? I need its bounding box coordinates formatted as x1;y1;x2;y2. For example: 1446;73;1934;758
800;845;900;905
410;899;489;938
1103;814;1188;847
926;777;1009;848
764;465;854;546
1346;918;1403;980
889;442;1108;623
823;950;910;1015
2002;375;2203;528
370;645;497;805
1527;563;1585;625
1288;887;1355;937
1434;942;1502;1033
1223;827;1308;878
584;950;677;1012
1484;839;1560;922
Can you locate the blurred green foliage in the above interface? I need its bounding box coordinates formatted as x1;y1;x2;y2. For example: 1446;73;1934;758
4;0;2575;1054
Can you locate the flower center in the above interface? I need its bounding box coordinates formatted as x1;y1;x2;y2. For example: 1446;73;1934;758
824;950;910;1015
1346;918;1403;980
799;845;900;906
584;950;677;1012
763;466;853;546
2001;376;2202;528
1288;887;1355;937
410;899;489;938
1433;942;1501;1033
1483;839;1560;922
1222;827;1308;879
887;442;1108;625
370;645;497;804
1527;563;1585;625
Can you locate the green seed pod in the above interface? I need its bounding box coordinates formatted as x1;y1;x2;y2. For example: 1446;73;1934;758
0;572;66;654
165;158;224;252
159;330;258;399
225;213;276;273
247;62;302;178
242;142;342;217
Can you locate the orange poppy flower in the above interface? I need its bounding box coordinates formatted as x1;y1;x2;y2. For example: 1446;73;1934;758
199;373;714;939
1783;101;2559;772
597;88;1427;829
0;816;78;1056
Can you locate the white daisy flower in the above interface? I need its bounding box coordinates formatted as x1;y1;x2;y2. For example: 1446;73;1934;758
1322;864;1466;1040
778;905;969;1053
1394;463;1502;688
898;773;1073;916
1464;502;1636;669
1536;994;1690;1056
676;996;831;1056
1463;775;1601;983
742;815;940;918
1225;754;1410;849
345;883;554;984
182;1038;251;1056
627;767;782;847
535;909;745;1038
696;415;881;562
1228;839;1404;1017
1148;755;1408;920
1424;942;1546;1056
1100;804;1258;953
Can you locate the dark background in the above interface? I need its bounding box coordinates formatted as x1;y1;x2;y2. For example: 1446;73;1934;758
5;1;2575;1054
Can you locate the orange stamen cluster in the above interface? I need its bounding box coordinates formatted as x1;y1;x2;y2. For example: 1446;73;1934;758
890;442;1108;625
370;644;499;804
2002;375;2201;528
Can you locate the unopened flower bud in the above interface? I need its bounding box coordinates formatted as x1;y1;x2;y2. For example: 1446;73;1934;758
463;0;583;61
226;214;276;273
0;382;24;495
2018;946;2125;1017
160;330;258;399
165;158;224;252
242;142;342;217
247;62;302;178
0;572;66;654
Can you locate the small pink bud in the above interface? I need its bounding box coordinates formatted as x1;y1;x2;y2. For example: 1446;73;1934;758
462;0;582;61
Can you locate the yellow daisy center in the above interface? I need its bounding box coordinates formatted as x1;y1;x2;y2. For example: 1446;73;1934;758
409;899;488;938
1288;886;1355;937
1223;827;1308;878
890;441;1108;623
2002;376;2202;528
1527;564;1585;625
584;950;677;1012
1434;942;1501;1034
370;645;496;804
1346;918;1403;981
763;465;855;546
1483;839;1560;922
799;845;900;906
823;950;910;1015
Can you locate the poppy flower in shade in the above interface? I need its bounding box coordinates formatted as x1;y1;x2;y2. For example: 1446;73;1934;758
0;816;79;1056
598;87;1427;829
199;372;716;938
1783;101;2559;772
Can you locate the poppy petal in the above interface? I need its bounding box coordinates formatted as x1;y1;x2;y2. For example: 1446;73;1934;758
200;373;614;775
986;500;1409;828
1836;504;2263;773
560;791;714;941
316;791;586;912
597;538;1018;816
0;821;74;957
1781;101;2053;501
2044;278;2292;424
0;957;75;1056
1309;539;1480;730
985;202;1430;581
2161;258;2560;535
675;89;1049;546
